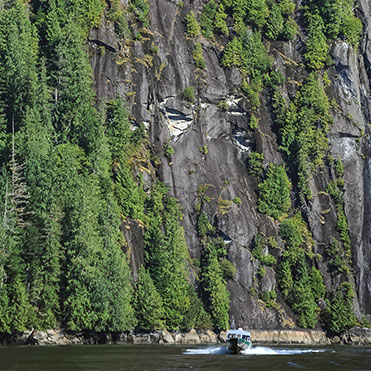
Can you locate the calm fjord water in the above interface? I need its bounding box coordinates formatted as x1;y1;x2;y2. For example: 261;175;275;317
1;344;371;371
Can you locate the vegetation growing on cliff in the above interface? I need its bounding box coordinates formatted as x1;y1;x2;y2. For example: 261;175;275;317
258;164;292;219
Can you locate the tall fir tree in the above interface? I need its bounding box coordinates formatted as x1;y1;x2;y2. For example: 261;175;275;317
134;266;165;330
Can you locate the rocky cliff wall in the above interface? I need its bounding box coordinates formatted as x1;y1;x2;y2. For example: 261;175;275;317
89;0;371;329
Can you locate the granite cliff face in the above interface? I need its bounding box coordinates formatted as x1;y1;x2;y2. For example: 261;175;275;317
89;0;371;329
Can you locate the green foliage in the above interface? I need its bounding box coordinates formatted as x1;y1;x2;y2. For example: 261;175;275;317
258;163;291;219
200;1;217;38
304;13;328;70
248;152;264;177
0;0;39;135
246;0;269;29
201;238;230;330
196;207;230;330
220;259;236;279
327;238;349;274
222;30;273;77
218;0;296;41
273;73;331;202
107;0;131;37
193;42;206;69
164;141;175;158
0;0;363;336
310;267;326;301
279;214;314;263
115;162;146;221
278;259;293;298
281;17;298;40
327;181;343;207
222;29;272;106
305;0;362;48
198;211;214;237
106;99;132;161
134;266;165;330
263;70;285;90
199;145;208;155
185;11;200;38
327;174;351;263
183;286;213;330
291;266;318;328
334;156;344;178
49;20;102;157
107;100;146;222
129;0;150;27
342;16;363;47
56;143;135;331
232;197;241;205
260;290;277;308
336;210;351;256
361;316;371;329
278;214;320;328
215;4;229;36
74;0;106;31
0;0;141;334
327;282;357;334
218;100;229;111
183;86;195;103
257;265;266;278
252;233;277;266
265;4;284;40
144;182;195;330
241;76;263;111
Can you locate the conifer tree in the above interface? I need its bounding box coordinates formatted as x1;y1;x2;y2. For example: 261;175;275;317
134;266;165;330
0;146;35;332
98;188;136;331
200;238;230;330
0;0;40;323
0;0;39;135
145;183;194;330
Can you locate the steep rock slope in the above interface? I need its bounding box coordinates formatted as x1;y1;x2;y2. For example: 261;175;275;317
89;0;371;329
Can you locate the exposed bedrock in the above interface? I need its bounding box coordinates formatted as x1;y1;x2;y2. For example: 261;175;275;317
89;0;371;328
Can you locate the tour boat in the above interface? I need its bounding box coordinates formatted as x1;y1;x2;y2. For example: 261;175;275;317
226;328;252;354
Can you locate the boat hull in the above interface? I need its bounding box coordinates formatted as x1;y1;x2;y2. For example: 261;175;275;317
227;338;251;354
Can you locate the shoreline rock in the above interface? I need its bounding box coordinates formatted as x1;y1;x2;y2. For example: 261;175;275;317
250;329;330;345
1;327;370;346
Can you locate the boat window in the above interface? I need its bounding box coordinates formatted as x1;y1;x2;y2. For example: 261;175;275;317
237;334;241;339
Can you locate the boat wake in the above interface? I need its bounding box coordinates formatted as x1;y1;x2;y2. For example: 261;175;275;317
184;346;230;355
184;346;326;356
241;347;326;356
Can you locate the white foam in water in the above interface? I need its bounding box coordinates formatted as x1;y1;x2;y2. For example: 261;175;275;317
184;346;230;355
242;347;326;356
184;346;326;356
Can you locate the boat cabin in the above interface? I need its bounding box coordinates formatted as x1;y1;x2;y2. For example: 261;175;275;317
226;328;251;342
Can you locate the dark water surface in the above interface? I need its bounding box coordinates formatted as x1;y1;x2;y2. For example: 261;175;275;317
1;344;371;371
